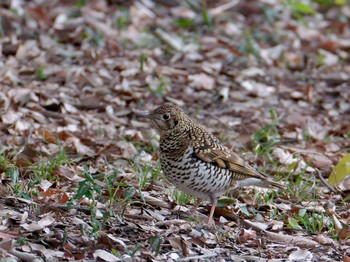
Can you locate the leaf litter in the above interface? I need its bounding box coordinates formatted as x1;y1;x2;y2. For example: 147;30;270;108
0;0;349;261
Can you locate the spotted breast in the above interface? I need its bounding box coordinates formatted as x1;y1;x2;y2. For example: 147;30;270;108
138;103;285;225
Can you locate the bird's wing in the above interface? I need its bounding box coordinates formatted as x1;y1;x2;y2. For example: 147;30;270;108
190;127;267;181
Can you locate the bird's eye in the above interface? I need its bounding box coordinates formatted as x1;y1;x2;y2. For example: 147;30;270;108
162;113;170;120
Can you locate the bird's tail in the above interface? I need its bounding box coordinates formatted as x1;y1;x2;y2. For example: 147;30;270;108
236;178;286;190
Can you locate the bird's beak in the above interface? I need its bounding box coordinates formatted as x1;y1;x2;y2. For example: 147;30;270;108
135;110;151;118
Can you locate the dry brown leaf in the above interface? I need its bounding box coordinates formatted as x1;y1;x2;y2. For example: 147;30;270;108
313;235;337;246
21;216;55;232
53;167;83;182
265;231;319;248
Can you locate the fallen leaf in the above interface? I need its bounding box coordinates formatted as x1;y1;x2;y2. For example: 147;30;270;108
93;250;119;262
288;249;313;262
21;216;55;232
188;73;215;90
328;154;350;185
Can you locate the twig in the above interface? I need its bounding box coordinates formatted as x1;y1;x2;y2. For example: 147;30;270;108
154;28;184;51
155;219;187;227
142;194;171;209
209;0;240;17
124;213;154;221
316;170;339;194
176;253;218;262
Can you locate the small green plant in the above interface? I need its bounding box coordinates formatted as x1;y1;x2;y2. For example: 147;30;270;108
287;169;319;201
168;188;196;206
254;189;277;205
139;53;148;73
269;208;287;221
75;0;89;8
32;146;68;181
1;148;32;199
201;8;212;28
35;66;48;81
104;168;121;203
184;0;212;29
284;0;316;23
115;6;129;30
289;208;335;235
68;165;103;237
130;157;162;189
312;0;345;6
175;18;194;28
83;27;104;46
0;148;10;167
238;30;260;57
149;234;163;256
5;167;19;185
129;243;142;258
155;76;170;98
254;108;279;159
16;237;28;245
263;5;280;25
147;75;170;98
69;167;102;206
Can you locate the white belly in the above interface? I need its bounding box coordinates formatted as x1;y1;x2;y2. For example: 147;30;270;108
160;147;232;200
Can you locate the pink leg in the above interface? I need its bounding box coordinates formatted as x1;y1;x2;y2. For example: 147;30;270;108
190;198;202;215
208;198;217;225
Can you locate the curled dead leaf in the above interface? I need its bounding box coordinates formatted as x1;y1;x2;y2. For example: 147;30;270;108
39;128;57;144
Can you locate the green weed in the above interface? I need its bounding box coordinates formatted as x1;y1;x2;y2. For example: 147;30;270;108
184;0;212;29
168;188;196;206
289;208;335;235
149;234;163;256
130;156;162;189
253;108;279;159
129;243;142;258
287;170;319;201
284;0;315;24
35;66;48;81
75;0;89;8
238;31;260;57
254;189;278;205
115;6;129;30
139;53;148;73
32;146;68;181
104;168;122;203
201;9;212;28
147;75;170;98
175;18;194;28
67;165;103;237
16;237;28;245
83;26;104;46
263;5;280;25
5;167;19;185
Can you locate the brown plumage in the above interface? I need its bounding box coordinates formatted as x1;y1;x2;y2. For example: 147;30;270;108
138;103;284;225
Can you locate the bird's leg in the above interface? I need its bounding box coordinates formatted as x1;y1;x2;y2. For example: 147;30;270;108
190;198;202;215
208;198;217;226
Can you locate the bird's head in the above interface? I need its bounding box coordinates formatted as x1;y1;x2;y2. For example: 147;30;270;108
137;103;187;134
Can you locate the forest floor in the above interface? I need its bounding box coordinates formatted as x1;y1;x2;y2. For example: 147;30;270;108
0;0;349;261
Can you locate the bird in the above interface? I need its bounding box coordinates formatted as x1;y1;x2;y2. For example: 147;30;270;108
138;103;285;225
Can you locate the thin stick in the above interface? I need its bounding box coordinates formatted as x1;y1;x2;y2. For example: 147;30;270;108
209;0;240;17
176;253;218;262
316;170;338;194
